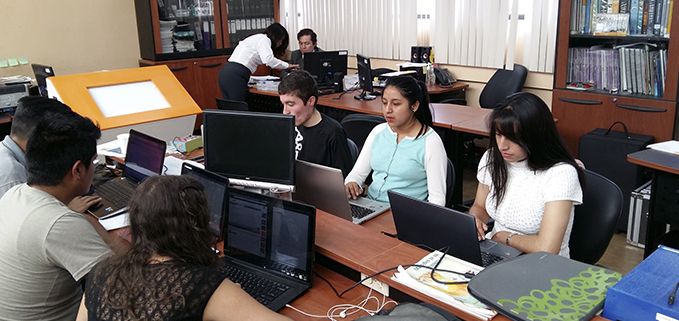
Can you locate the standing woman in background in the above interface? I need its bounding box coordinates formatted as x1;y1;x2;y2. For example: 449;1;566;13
218;23;298;102
469;92;585;257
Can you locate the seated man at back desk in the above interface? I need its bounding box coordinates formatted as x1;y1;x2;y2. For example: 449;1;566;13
278;70;354;177
289;28;323;69
0;109;116;320
0;96;100;211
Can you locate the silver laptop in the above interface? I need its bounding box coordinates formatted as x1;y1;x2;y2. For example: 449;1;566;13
388;190;523;267
293;160;389;224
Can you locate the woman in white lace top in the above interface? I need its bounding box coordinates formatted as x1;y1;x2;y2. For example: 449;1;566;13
469;93;585;257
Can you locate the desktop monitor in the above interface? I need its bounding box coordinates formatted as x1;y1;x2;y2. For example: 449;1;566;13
202;109;295;187
302;50;348;91
355;53;376;100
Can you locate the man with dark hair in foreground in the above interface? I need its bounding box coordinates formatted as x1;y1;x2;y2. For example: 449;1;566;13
0;110;115;321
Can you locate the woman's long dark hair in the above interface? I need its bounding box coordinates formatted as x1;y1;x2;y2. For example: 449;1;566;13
99;175;218;314
486;92;586;206
384;75;433;138
264;22;290;57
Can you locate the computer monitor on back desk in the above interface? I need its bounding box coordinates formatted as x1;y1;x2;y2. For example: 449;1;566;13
303;50;348;92
355;53;377;101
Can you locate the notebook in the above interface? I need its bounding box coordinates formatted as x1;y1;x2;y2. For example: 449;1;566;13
388;191;522;267
180;162;229;242
88;129;166;219
221;187;315;311
293;160;389;224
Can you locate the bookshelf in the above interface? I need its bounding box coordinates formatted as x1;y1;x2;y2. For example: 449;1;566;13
134;0;279;129
552;0;679;155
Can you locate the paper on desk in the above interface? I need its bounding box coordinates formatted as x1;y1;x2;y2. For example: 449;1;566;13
391;251;496;320
99;213;130;231
250;75;279;81
97;139;125;158
163;157;203;176
648;140;679;155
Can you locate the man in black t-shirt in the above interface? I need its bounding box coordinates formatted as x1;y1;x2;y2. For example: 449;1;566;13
278;70;354;177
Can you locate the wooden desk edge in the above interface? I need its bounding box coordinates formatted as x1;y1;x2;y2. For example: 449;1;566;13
628;153;679;176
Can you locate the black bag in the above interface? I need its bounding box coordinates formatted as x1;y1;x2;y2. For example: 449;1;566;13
578;122;654;231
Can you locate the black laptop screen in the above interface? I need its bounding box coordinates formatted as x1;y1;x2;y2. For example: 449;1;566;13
123;130;166;182
202;110;295;185
224;188;314;282
181;163;228;241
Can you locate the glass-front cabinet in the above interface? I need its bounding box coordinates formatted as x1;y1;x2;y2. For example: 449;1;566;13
134;0;278;61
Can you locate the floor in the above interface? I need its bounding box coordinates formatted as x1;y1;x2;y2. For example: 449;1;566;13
460;168;644;275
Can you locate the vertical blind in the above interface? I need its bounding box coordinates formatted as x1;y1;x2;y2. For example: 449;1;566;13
280;0;558;73
280;0;417;60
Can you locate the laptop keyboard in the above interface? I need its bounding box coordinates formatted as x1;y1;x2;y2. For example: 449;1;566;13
350;204;375;219
221;264;290;306
481;251;505;267
96;179;136;208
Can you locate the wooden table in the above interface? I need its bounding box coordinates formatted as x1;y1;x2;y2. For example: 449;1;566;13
628;149;679;258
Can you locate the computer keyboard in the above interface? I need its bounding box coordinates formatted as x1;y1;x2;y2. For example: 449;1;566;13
481;251;505;267
221;265;290;306
350;204;375;219
95;179;135;208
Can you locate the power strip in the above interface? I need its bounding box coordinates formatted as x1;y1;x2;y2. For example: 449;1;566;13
360;273;389;296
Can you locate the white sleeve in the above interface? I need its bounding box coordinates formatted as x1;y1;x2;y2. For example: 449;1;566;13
256;37;289;70
344;124;382;186
424;131;448;206
544;163;583;205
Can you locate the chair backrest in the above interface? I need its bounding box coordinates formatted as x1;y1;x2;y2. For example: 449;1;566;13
347;138;359;166
445;158;455;208
216;98;249;111
478;64;528;109
569;169;623;265
340;114;386;151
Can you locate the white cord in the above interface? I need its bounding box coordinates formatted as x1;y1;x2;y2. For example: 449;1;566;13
284;304;328;318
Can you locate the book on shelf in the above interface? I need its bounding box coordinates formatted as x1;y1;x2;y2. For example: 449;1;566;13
391;250;497;320
571;0;672;37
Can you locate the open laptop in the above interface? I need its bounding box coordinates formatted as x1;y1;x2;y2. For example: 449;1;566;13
180;163;229;242
220;187;315;311
293;160;389;224
388;190;522;267
88;129;166;219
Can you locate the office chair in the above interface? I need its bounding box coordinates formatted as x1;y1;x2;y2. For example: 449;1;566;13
440;64;528;108
340;114;386;152
216;98;249;111
569;169;623;265
347;138;359;166
445;158;455;208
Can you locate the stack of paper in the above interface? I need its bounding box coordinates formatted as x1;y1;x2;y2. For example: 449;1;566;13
648;140;679;155
391;251;496;320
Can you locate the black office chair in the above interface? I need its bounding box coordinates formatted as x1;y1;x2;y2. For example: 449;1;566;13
439;64;528;108
340;114;386;152
347;138;359;166
569;169;623;265
216;98;249;111
445;158;455;208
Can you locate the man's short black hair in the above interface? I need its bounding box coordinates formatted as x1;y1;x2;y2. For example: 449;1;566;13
278;70;319;105
11;96;73;141
297;28;318;44
26;111;101;186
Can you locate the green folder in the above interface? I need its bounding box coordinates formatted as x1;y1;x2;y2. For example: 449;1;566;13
467;252;622;321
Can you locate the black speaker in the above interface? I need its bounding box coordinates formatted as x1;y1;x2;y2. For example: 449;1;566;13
420;46;432;63
333;72;343;93
411;46;420;63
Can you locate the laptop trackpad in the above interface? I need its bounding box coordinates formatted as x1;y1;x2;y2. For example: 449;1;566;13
480;239;523;258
